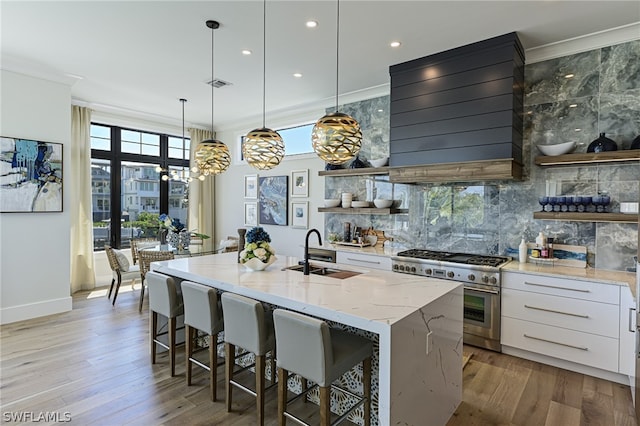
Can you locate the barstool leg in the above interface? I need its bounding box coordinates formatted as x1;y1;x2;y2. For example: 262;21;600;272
277;367;288;425
185;325;193;385
363;357;371;426
225;342;235;412
210;333;217;401
150;311;158;364
319;386;331;426
256;354;266;425
138;281;145;313
169;317;176;377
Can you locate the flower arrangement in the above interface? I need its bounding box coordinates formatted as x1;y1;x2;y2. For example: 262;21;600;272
159;214;185;232
240;227;275;265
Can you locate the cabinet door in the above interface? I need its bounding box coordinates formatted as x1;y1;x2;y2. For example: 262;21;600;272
337;252;391;270
620;288;636;376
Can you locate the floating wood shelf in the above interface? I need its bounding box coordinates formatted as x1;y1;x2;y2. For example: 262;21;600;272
318;207;408;215
533;211;638;223
535;151;640;166
318;167;389;177
388;159;522;183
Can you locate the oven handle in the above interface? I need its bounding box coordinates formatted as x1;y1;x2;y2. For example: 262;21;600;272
464;286;499;295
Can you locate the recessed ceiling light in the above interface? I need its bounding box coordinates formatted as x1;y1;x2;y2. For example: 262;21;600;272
242;49;252;55
565;73;574;79
306;20;318;28
569;104;578;108
390;41;401;48
293;73;302;78
575;128;582;132
377;109;384;112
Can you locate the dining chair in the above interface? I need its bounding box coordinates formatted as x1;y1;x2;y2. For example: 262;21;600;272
138;250;175;312
104;245;141;306
131;237;158;265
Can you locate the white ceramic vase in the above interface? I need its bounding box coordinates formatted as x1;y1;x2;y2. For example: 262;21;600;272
242;255;277;271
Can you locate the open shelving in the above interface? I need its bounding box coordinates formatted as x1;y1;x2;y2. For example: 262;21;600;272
533;212;638;223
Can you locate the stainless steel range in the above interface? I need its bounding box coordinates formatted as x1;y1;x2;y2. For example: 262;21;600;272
391;249;511;352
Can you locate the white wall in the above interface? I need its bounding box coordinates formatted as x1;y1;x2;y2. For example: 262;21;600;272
0;70;72;324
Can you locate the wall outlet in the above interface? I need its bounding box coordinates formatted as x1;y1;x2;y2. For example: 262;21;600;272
426;331;433;355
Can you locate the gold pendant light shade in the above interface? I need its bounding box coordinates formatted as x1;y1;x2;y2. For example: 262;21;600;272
194;139;231;176
311;112;362;165
242;127;285;170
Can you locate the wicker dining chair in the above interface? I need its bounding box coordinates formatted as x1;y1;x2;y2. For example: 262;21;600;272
138;250;175;312
131;238;159;265
105;245;141;306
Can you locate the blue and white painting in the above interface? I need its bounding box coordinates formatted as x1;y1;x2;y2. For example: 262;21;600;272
0;137;63;212
258;175;288;226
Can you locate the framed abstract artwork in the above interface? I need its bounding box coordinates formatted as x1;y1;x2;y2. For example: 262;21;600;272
244;202;258;227
291;169;308;197
258;175;288;226
291;201;308;229
244;174;258;199
0;137;63;212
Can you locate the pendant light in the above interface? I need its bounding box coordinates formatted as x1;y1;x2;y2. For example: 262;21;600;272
242;0;285;170
311;0;362;165
193;20;231;178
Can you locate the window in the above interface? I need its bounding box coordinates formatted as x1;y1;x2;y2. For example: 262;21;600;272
239;123;314;161
90;124;190;250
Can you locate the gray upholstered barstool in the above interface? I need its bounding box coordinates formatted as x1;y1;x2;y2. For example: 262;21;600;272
273;309;372;426
220;292;276;425
181;281;224;401
146;270;184;377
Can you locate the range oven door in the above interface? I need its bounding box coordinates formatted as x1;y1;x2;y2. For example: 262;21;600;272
463;284;501;349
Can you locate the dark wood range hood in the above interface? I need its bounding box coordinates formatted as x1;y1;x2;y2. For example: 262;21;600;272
388;32;525;183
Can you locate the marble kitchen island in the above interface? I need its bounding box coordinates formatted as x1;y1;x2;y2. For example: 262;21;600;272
153;252;463;425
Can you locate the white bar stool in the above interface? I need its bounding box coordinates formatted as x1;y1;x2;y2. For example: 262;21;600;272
220;292;276;426
181;281;224;401
273;309;372;426
146;271;184;377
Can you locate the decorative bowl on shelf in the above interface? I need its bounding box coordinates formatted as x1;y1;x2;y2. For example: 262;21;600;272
369;157;389;168
373;199;393;208
536;141;576;156
351;201;370;208
242;256;277;271
391;199;402;208
324;199;341;207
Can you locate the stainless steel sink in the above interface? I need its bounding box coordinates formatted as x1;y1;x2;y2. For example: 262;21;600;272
283;264;362;279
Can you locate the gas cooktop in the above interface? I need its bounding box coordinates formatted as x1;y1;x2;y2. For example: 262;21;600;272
395;249;511;268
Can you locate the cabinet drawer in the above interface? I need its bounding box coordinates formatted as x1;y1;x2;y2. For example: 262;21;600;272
502;271;619;304
336;252;391;270
502;288;619;338
502;317;619;372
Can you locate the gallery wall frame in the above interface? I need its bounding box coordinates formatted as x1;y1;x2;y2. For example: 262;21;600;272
291;201;309;229
244;202;258;226
258;175;288;226
291;169;308;197
0;136;63;213
244;174;258;199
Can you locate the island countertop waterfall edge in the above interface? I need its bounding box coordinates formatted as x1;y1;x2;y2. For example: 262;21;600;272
152;251;463;426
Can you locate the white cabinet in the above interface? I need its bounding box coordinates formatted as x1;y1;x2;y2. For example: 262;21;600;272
337;251;392;271
619;288;636;376
502;271;621;373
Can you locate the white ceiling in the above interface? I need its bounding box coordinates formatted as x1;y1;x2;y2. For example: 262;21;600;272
2;1;639;132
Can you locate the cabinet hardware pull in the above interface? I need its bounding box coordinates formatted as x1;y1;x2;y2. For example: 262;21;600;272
523;334;588;351
524;304;589;318
346;257;380;265
629;307;636;333
523;281;590;293
465;286;499;295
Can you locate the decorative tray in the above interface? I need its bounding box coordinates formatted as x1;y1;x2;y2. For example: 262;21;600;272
528;256;559;264
333;241;372;248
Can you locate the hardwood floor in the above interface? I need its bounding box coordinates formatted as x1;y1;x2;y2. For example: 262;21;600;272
1;286;637;425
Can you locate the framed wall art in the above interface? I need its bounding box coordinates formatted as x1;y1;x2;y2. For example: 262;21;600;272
258;175;288;226
244;174;258;199
0;137;63;213
291;201;308;229
291;169;308;197
244;202;258;226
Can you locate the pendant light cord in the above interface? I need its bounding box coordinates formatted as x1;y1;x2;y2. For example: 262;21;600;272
262;0;267;128
211;25;215;134
335;0;340;112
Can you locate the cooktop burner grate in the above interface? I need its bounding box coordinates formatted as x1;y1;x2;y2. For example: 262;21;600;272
395;249;510;268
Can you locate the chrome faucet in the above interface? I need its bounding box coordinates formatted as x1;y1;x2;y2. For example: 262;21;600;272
304;229;322;275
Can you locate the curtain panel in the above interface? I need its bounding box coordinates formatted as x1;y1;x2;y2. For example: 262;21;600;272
187;128;216;252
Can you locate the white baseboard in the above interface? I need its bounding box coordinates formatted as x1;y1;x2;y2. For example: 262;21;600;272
503;346;629;385
0;297;72;325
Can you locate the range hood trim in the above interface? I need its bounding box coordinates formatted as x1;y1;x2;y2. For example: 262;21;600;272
388;158;523;184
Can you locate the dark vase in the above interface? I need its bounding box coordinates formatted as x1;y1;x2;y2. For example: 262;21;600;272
237;228;246;263
349;155;366;169
587;133;618;153
325;162;342;171
631;135;640;150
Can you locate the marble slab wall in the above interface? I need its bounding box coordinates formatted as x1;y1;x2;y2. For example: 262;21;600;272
325;40;639;272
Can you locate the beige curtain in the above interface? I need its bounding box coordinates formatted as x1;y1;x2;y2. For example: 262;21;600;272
70;105;96;292
188;128;216;252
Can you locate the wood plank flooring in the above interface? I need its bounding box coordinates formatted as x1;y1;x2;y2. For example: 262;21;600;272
1;286;637;425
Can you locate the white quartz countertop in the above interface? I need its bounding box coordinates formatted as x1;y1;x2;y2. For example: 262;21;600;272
503;261;636;297
153;252;461;334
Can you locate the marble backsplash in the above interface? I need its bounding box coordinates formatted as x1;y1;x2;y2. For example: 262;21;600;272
324;40;639;272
